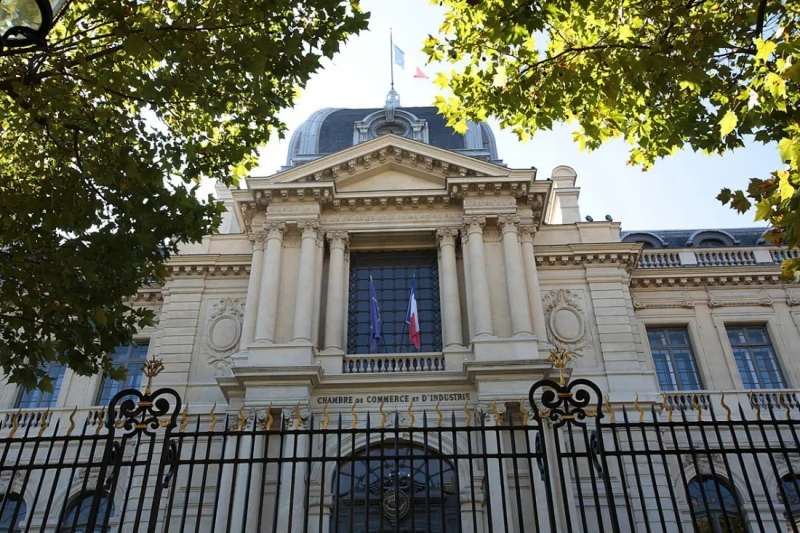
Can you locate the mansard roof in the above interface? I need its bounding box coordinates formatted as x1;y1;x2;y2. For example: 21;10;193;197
621;227;770;248
285;106;500;167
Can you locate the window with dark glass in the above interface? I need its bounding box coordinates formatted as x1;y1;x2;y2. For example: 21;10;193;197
347;251;441;354
15;362;65;409
687;476;747;532
0;493;26;533
647;327;702;391
58;491;113;532
782;474;800;522
96;343;149;405
726;325;786;389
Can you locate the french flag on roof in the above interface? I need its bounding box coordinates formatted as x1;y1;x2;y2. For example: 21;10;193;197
405;278;421;351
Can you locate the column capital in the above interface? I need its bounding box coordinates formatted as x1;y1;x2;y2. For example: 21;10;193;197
463;216;486;235
519;224;536;243
248;231;267;251
498;215;521;236
326;231;349;249
298;220;319;238
436;227;460;246
264;222;286;241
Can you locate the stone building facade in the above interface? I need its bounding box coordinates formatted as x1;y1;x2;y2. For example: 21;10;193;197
2;100;800;532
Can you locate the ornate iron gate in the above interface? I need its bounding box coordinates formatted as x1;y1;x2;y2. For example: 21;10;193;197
1;376;799;532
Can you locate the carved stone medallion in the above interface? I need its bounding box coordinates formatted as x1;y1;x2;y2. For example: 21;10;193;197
206;298;244;371
543;289;586;351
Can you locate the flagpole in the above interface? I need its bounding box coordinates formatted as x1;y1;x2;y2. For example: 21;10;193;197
389;28;394;90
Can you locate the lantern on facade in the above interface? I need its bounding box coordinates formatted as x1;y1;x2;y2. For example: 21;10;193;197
0;0;68;53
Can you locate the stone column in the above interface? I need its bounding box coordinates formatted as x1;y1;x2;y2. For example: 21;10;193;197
255;222;285;342
519;225;549;341
240;232;266;348
293;222;320;342
437;227;464;348
324;232;348;351
464;217;493;338
499;216;533;336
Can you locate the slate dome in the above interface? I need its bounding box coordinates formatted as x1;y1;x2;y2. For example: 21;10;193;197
285;102;500;168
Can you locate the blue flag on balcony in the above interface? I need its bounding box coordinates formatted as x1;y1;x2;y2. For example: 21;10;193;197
368;275;382;352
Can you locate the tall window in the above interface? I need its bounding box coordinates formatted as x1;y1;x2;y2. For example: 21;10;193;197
96;343;149;405
59;491;113;532
646;327;702;391
782;474;800;523
0;494;26;533
347;251;442;354
687;476;747;532
16;362;65;409
726;325;786;389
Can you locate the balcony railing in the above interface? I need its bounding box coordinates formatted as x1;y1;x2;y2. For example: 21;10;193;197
342;353;446;374
638;246;798;269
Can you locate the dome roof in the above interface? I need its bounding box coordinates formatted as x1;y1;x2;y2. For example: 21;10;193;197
285;105;500;167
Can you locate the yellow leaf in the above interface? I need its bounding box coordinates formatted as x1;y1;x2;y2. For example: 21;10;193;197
434;72;449;89
492;65;508;88
754;38;777;63
718;110;738;138
453;119;468;134
778;170;795;201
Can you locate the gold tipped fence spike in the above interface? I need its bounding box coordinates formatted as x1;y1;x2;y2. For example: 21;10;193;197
209;403;218;432
37;410;50;437
67;406;78;435
237;405;247;431
634;394;644;423
378;401;386;429
520;403;529;423
179;405;189;432
293;403;302;429
604;395;615;423
435;401;443;428
264;403;274;431
142;355;165;395
720;393;732;422
9;411;20;439
321;403;330;431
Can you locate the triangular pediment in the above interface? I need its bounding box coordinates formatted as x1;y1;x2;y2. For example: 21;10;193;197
247;134;516;192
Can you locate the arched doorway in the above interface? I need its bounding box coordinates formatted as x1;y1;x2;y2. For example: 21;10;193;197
331;441;459;532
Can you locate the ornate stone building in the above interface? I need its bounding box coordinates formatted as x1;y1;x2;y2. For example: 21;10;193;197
2;96;800;532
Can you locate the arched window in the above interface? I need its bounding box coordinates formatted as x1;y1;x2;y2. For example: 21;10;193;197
782;474;800;522
688;476;747;532
0;494;27;533
58;491;113;532
331;442;459;532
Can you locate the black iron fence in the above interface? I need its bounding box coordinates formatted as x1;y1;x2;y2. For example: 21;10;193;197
1;378;799;532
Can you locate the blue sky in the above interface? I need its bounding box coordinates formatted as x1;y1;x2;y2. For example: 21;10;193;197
248;0;778;232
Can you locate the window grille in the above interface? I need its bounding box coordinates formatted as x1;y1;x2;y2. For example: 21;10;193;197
347;251;441;354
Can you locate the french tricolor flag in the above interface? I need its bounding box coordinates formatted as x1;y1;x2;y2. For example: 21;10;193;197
405;278;421;350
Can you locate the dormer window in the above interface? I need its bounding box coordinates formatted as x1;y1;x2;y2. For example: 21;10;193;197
374;121;409;137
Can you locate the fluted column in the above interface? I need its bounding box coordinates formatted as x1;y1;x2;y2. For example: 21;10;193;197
464;216;493;337
293;222;319;342
240;231;266;348
437;227;464;347
324;232;348;351
499;216;533;336
520;225;549;341
255;222;285;342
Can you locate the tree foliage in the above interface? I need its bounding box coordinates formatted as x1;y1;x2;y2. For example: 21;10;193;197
0;0;368;390
427;0;800;273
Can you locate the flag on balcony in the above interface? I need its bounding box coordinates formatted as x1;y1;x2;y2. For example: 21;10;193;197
405;278;421;350
369;276;382;352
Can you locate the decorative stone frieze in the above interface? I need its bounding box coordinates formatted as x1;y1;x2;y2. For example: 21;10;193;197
165;258;251;278
632;298;693;310
534;245;640;271
630;272;784;288
206;298;245;371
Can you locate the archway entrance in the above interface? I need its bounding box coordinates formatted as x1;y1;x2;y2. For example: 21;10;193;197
331;441;460;532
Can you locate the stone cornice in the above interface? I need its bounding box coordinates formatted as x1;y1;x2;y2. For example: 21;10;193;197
165;254;251;278
633;295;785;310
534;243;641;270
629;266;786;288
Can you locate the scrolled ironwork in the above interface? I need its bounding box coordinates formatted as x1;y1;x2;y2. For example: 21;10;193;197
529;378;604;428
105;387;182;436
